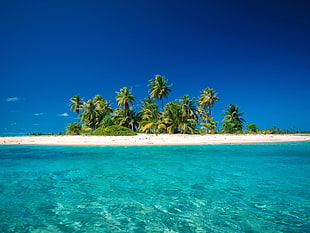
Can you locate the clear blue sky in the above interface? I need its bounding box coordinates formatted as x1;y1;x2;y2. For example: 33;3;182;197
1;0;309;135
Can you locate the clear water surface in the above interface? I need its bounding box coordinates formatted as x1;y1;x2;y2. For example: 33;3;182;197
0;142;309;232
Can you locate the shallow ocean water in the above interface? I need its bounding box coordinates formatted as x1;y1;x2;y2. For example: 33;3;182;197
0;142;309;232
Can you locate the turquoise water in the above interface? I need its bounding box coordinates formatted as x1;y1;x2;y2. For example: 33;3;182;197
0;142;309;232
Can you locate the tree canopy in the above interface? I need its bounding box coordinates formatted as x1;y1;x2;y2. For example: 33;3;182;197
148;75;172;110
66;75;251;135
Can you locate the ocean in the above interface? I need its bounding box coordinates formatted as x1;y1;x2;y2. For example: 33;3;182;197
0;142;309;232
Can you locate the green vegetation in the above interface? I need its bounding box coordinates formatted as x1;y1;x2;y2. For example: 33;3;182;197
79;95;112;129
69;95;83;117
201;117;218;134
148;75;172;110
246;123;259;133
115;87;137;131
65;74;305;135
66;122;82;135
198;87;220;118
91;125;137;136
222;104;245;133
139;102;166;134
28;132;53;136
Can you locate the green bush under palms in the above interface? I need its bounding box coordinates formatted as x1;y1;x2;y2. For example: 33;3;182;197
91;125;137;136
66;122;82;135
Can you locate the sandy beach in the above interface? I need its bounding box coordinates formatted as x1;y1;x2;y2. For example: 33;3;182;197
0;134;309;146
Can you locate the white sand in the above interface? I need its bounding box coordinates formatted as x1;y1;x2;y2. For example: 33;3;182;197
0;134;309;146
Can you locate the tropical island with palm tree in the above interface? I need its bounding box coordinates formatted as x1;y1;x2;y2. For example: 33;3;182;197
1;75;309;145
67;74;247;136
66;74;307;136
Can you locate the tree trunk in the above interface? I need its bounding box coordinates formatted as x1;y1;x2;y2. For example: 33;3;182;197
161;99;164;111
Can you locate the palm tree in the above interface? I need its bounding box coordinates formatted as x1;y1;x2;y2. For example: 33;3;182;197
80;99;97;129
201;117;218;133
139;103;165;134
163;102;182;134
199;88;219;119
115;87;135;130
140;97;153;109
69;95;84;117
222;104;245;133
148;75;172;110
93;94;113;125
178;95;198;121
177;95;198;134
162;101;195;134
128;109;139;131
162;98;198;134
115;87;135;112
94;95;112;111
179;119;197;134
112;107;138;130
79;95;113;130
112;107;129;127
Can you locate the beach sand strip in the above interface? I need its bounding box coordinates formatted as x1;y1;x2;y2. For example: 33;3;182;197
1;134;309;146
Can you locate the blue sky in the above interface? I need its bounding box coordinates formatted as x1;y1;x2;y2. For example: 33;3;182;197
1;0;309;135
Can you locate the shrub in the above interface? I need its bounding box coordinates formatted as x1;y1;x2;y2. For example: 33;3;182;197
66;122;82;135
246;123;259;133
91;125;137;136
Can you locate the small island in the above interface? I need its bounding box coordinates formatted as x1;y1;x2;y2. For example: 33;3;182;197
65;75;308;136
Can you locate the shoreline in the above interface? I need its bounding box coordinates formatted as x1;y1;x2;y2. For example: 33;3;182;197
1;134;309;146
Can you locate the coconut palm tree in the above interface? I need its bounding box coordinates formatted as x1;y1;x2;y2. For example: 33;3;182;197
112;107;129;127
69;95;84;117
139;103;165;134
115;87;135;112
179;119;197;134
198;88;219;119
80;99;97;129
178;95;198;121
94;95;112;112
162;101;195;134
79;95;113;129
177;95;198;134
222;104;245;133
115;87;136;130
163;102;182;134
112;107;138;131
148;75;172;110
140;97;153;109
201;117;218;133
93;94;113;125
128;109;139;131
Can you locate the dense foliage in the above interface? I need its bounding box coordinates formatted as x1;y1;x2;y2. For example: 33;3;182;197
222;104;245;133
66;122;82;135
246;124;259;133
91;125;137;136
66;74;252;135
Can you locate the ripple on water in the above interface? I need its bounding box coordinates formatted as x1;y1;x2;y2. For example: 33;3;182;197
0;143;309;232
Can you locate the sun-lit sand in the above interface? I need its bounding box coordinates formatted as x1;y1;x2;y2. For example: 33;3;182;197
0;134;309;146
